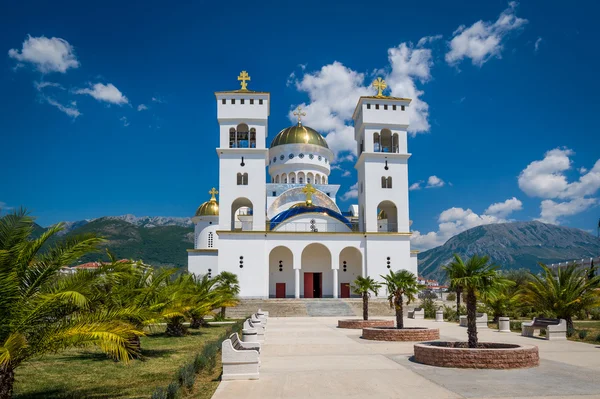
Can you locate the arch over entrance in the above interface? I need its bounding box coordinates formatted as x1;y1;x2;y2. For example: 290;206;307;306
269;246;294;298
301;243;332;298
338;247;362;298
231;197;253;231
377;200;398;232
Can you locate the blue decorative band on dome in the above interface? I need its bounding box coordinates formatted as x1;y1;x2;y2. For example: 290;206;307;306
269;205;352;230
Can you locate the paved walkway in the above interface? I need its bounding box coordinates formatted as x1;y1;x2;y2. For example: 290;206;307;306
212;317;600;399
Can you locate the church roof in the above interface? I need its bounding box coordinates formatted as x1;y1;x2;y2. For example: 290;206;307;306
269;204;351;230
270;123;329;149
195;189;219;216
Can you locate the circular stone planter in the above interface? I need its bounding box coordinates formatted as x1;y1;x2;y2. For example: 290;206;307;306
414;342;539;369
338;319;395;329
362;327;440;341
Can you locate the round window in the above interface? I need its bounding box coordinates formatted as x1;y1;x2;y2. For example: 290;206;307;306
318;156;322;161
273;157;276;163
280;155;284;160
309;154;314;160
299;153;304;159
289;154;294;159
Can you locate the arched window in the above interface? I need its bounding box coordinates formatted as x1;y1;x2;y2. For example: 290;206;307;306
298;172;305;184
289;172;296;184
236;123;249;148
250;128;256;148
237;172;248;185
315;174;321;184
323;177;327;184
281;173;287;184
382;176;392;188
380;129;392;152
271;177;274;183
392;133;399;153
373;132;380;152
307;172;314;184
207;232;214;248
275;175;280;183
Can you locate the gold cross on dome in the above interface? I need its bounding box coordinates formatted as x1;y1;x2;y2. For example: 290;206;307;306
372;77;387;97
208;187;218;201
293;106;306;125
237;71;250;91
301;183;317;206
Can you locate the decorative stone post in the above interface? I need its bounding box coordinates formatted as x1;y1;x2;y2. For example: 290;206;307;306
499;316;511;332
332;268;339;298
294;269;300;299
435;310;444;322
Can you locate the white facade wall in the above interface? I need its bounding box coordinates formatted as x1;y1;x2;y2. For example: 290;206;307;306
188;251;219;277
268;143;332;183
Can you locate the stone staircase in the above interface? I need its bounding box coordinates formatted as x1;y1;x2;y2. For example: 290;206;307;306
226;298;400;318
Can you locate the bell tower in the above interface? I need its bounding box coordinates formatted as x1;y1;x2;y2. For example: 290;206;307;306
215;71;269;231
352;77;411;234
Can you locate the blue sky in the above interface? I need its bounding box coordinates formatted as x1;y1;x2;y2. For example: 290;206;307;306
1;0;599;250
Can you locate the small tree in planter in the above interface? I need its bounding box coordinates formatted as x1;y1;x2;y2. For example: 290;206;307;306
444;256;465;320
381;270;421;329
352;276;381;321
444;254;510;348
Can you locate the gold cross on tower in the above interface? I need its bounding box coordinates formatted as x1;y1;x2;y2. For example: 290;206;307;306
237;71;251;91
293;106;306;125
372;77;387;97
301;183;317;206
208;187;219;201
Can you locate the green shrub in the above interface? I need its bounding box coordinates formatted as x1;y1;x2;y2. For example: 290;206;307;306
151;387;168;399
590;308;600;320
567;327;575;338
166;382;180;399
510;321;522;331
595;333;600;342
446;292;456;302
422;298;437;318
578;330;588;340
177;363;196;391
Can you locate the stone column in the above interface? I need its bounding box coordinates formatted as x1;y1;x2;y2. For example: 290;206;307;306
333;268;339;298
294;268;300;299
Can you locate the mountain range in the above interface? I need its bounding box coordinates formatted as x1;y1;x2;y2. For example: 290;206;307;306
418;221;600;281
39;216;600;276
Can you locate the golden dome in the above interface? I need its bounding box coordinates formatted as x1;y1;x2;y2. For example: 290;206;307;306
195;188;219;216
270;123;329;149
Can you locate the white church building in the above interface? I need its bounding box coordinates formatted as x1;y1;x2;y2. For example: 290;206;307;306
188;72;418;298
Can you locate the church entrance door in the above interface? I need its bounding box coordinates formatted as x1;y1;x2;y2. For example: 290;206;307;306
303;272;323;298
276;283;286;298
340;283;350;298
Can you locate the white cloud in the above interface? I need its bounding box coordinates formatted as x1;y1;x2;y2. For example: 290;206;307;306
34;81;65;91
534;37;543;52
426;175;445;188
341;183;358;201
539;198;598;224
120;116;130;127
411;198;521;250
341;170;351;177
409;182;423;191
484;197;523;218
580;167;588;174
289;40;433;160
151;96;164;103
44;96;80;118
445;2;528;67
75;83;128;105
518;147;600;223
417;35;443;47
137;104;148;111
9;35;79;73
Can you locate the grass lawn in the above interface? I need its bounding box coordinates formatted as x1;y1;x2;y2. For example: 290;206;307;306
571;321;600;344
13;324;231;399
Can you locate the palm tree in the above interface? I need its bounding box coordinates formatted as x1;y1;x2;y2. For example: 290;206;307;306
381;270;421;329
0;210;143;399
351;276;381;321
215;271;240;319
519;263;600;331
443;257;465;320
444;254;509;348
186;273;221;328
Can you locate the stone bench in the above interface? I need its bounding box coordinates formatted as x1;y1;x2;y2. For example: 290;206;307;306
459;313;488;329
408;308;424;319
244;318;265;342
222;338;260;380
230;332;261;353
255;311;267;325
522;317;566;340
251;314;266;328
